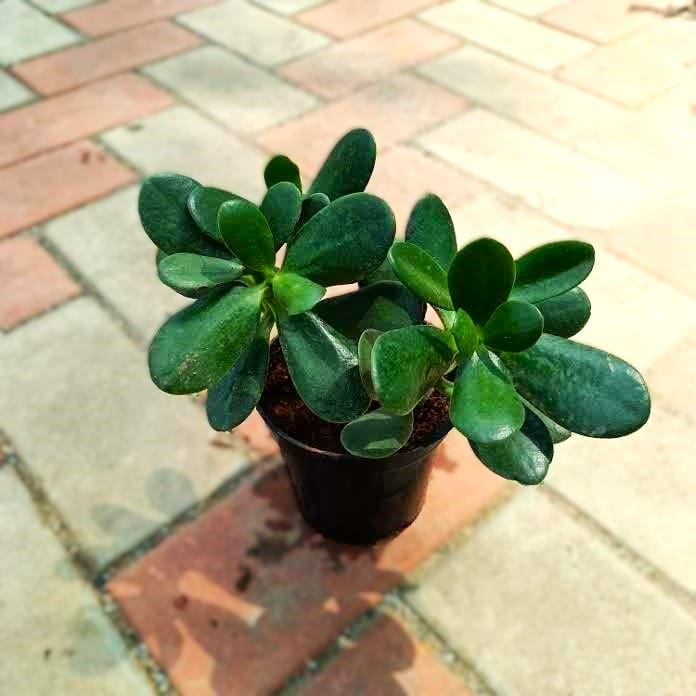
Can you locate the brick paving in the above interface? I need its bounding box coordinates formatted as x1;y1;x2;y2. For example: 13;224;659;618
0;1;694;694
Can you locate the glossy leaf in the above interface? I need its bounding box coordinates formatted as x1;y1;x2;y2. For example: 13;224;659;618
501;334;651;438
359;256;399;286
188;186;240;243
308;128;376;200
450;350;524;444
261;182;302;250
149;284;264;394
448;238;515;324
483;300;543;352
522;398;571;444
272;272;325;316
157;253;243;295
218;199;275;272
471;406;553;485
358;329;381;399
264;154;302;191
372;326;456;415
314;281;425;341
511;241;594;303
278;312;370;422
405;194;456;268
451;309;478;359
341;409;413;459
388;242;453;309
295;192;330;233
283;193;395;285
535;288;591;338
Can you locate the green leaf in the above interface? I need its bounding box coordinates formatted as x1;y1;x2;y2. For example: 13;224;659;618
283;193;395;285
264;154;302;191
372;326;456;415
535;288;591;338
295;193;330;234
272;272;325;316
359;256;399;286
308;128;376;201
471;406;553;485
484;300;543;352
157;253;243;296
341;409;414;459
278;312;370;422
405;194;456;268
451;309;478;359
522;398;571;444
388;241;453;309
448;238;515;324
450;350;524;444
314;281;425;341
500;334;651;438
149;284;265;395
511;241;594;303
261;182;302;250
187;186;240;244
358;329;381;399
218;199;275;272
206;317;271;431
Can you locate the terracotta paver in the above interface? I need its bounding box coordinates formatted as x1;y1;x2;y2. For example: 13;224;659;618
0;73;172;169
0;236;81;330
13;21;202;96
0;140;135;239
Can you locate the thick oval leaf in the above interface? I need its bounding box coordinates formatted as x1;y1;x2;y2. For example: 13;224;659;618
264;154;302;191
359;256;399;286
278;312;370;422
358;329;381;399
405;194;456;268
308;128;376;200
484;300;543;352
218;199;275;272
372;326;456;415
314;281;425;341
283;193;395;285
471;406;553;485
535;288;591;338
511;241;594;303
157;253;243;295
501;334;651;438
389;242;453;309
451;350;524;444
295;193;330;235
187;186;240;243
448;238;515;324
522;398;571;444
272;272;325;316
149;284;265;394
206;317;271;431
261;182;302;250
341;409;414;459
451;308;478;359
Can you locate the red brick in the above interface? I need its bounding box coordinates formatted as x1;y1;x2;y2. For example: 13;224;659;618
13;21;201;96
108;434;505;695
0;237;81;330
0;141;135;239
300;614;471;696
0;74;172;169
63;0;223;37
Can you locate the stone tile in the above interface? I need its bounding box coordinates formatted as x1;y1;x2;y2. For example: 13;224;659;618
408;490;696;696
63;0;220;37
279;19;460;100
32;0;94;11
257;73;469;177
559;19;696;106
42;186;188;341
298;0;440;39
0;140;135;239
144;46;316;135
0;73;173;169
489;0;567;16
0;0;79;66
254;0;326;13
0;236;81;330
101;106;267;201
0;468;153;694
0;298;253;569
0;69;33;110
421;0;592;71
108;440;506;695
417;109;645;229
299;615;471;695
547;403;696;592
180;0;329;67
13;21;201;96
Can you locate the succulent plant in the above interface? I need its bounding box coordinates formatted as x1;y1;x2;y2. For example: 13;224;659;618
139;128;650;486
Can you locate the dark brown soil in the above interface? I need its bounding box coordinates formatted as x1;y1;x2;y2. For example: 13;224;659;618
260;342;451;454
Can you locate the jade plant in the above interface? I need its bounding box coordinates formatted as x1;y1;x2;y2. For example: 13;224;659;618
140;128;650;485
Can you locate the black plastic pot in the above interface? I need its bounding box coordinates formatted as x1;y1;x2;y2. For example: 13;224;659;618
257;402;451;545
